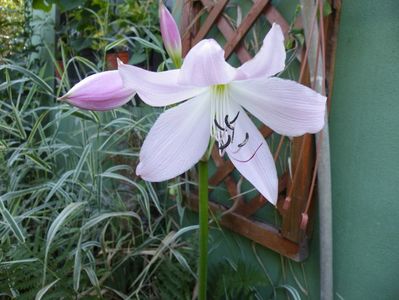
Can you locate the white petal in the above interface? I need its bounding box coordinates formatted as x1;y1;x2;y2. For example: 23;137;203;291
237;23;286;80
137;93;211;182
230;77;327;136
178;39;237;87
118;64;206;107
225;106;278;204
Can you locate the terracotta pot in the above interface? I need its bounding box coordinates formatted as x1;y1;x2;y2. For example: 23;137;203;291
106;51;129;70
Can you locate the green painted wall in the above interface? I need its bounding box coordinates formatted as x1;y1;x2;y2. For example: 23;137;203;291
330;1;399;299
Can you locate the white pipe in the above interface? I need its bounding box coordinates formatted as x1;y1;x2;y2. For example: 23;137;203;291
299;1;333;300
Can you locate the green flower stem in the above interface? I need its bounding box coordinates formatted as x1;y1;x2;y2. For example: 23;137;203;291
198;159;209;300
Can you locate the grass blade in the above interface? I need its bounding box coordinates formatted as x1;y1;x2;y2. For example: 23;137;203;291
0;64;53;95
0;200;25;243
81;211;141;232
35;279;59;300
43;202;85;285
73;234;83;292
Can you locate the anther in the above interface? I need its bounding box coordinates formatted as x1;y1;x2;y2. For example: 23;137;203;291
217;135;231;151
214;118;225;131
237;132;249;148
230;111;240;124
225;115;234;130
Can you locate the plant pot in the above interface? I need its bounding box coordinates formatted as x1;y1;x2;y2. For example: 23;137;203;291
106;51;129;70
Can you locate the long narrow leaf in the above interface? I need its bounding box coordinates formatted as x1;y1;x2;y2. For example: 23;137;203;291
44;170;74;202
73;234;83;292
81;211;141;232
43;202;85;285
35;279;59;300
0;64;53;94
0;201;25;243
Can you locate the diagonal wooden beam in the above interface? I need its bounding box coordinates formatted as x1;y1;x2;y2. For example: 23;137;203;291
193;0;229;46
186;194;307;261
234;173;288;217
200;0;252;63
263;3;290;37
224;0;270;59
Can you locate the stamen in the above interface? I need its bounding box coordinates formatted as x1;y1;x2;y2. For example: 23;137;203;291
214;118;225;131
237;132;249;148
229;111;240;124
225;115;234;130
217;135;231;151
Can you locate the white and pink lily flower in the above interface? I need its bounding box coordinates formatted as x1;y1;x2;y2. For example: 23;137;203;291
118;23;327;205
59;70;135;111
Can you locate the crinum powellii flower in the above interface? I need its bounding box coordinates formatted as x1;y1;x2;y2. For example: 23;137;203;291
118;23;327;205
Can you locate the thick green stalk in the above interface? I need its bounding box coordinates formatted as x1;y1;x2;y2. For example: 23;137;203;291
198;160;208;300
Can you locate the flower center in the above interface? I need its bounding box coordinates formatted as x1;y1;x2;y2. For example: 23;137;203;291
210;84;249;155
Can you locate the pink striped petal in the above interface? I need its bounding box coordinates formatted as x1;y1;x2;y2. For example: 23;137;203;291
178;39;237;87
136;93;211;182
230;77;327;136
59;71;135;111
225;105;278;204
118;63;206;107
237;23;286;80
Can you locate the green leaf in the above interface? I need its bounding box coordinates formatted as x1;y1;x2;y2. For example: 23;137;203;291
35;279;59;300
43;202;85;285
44;170;74;202
56;0;85;12
70;109;100;123
277;284;302;300
0;64;53;95
25;153;52;173
73;234;83;292
27;111;49;146
131;37;165;54
72;143;92;182
0;201;25;243
32;0;53;12
323;0;333;16
0;258;39;266
81;211;141;232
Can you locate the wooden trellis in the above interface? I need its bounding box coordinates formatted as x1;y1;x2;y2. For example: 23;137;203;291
181;0;341;261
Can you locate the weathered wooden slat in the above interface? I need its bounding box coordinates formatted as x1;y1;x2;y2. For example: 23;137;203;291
186;195;306;261
200;0;252;63
263;3;290;37
224;0;270;58
182;0;203;56
234;172;288;217
281;134;315;243
193;0;229;46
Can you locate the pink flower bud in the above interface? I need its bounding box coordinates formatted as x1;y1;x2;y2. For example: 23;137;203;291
159;2;182;67
58;70;135;111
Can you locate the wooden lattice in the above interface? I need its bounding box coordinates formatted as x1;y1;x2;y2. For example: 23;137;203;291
181;0;341;261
